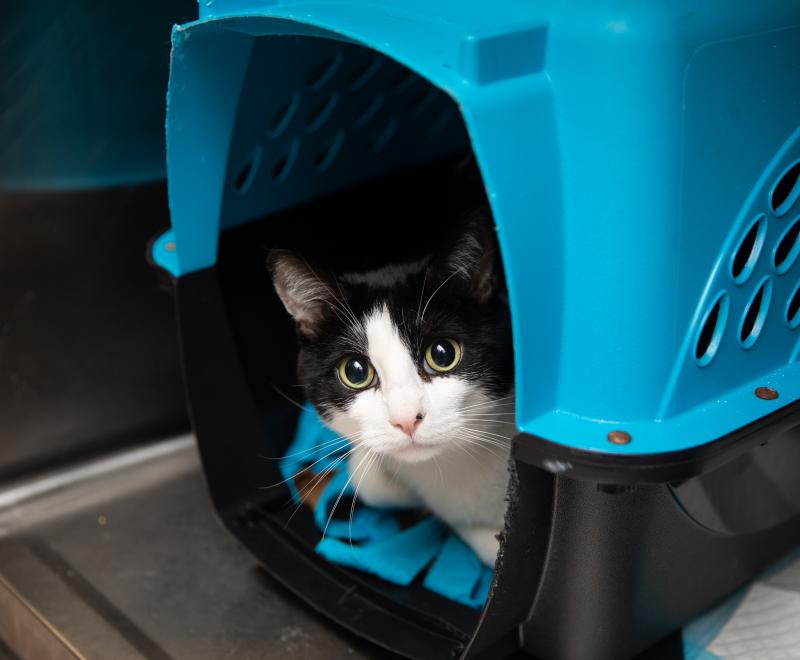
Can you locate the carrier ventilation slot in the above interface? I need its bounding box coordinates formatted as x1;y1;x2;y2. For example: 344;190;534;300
774;217;800;273
771;161;800;216
731;215;766;284
695;293;728;365
739;278;772;349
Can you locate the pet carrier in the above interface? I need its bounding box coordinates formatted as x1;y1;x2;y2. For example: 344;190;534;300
153;1;800;658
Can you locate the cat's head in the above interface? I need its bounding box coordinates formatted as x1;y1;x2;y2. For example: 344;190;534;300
268;218;514;463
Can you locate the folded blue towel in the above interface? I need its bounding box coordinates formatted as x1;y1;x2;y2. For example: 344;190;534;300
279;405;493;608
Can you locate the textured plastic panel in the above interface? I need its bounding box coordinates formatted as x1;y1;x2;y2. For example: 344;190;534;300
165;1;800;456
665;129;800;417
221;36;465;230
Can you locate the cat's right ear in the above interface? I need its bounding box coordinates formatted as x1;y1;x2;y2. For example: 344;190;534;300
267;250;338;338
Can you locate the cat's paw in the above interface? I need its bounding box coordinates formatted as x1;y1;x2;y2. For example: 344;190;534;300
456;525;500;567
348;447;421;509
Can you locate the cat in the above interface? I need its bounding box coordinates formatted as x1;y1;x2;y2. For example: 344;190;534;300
268;214;514;566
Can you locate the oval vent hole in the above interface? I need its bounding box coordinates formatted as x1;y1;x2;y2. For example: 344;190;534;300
234;162;252;191
269;94;299;137
313;149;329;169
390;68;416;94
788;284;800;328
740;279;771;347
313;131;344;172
352;95;384;130
307;52;342;90
370;118;399;154
233;146;261;194
271;140;299;184
774;218;800;273
347;57;380;90
731;216;765;282
695;296;724;363
428;106;454;137
306;94;338;133
771;161;800;216
271;154;292;183
409;89;438;117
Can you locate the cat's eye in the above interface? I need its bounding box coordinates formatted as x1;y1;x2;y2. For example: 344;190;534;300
337;355;376;390
424;338;462;374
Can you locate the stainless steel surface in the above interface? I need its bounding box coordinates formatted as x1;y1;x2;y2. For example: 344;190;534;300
0;438;389;659
0;543;139;660
0;640;17;659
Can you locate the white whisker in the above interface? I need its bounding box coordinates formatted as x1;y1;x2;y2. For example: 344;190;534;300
433;454;444;487
456;396;515;413
349;450;379;546
321;448;372;542
460;427;513;446
462;425;514;442
269;384;310;412
259;436;359;489
415;266;429;326
419;268;461;322
259;434;354;461
456;435;507;460
462;417;518;426
284;444;360;527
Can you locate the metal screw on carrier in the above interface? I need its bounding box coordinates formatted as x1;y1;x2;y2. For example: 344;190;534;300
607;430;632;445
755;386;779;400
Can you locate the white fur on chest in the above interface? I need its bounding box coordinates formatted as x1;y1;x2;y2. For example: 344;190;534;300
383;433;510;529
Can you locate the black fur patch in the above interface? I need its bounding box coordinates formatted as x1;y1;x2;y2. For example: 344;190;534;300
273;217;514;420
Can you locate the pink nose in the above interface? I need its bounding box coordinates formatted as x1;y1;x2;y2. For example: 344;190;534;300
391;413;424;437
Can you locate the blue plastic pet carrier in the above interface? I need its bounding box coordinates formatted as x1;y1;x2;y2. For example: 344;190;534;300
154;2;800;658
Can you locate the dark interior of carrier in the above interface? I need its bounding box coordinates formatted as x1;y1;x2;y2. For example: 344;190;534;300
183;53;502;652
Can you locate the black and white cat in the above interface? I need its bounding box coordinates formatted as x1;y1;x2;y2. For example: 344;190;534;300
269;215;514;565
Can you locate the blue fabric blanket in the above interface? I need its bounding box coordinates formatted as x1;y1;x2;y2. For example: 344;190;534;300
279;405;493;608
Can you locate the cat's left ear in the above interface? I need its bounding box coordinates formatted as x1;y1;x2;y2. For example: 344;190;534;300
442;210;500;303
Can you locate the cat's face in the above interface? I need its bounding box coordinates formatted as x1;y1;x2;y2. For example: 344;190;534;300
269;221;514;464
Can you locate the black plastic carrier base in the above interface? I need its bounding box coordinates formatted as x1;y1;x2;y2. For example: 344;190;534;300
165;165;800;660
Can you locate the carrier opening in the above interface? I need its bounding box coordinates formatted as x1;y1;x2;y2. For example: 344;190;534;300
216;158;507;636
198;39;512;651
